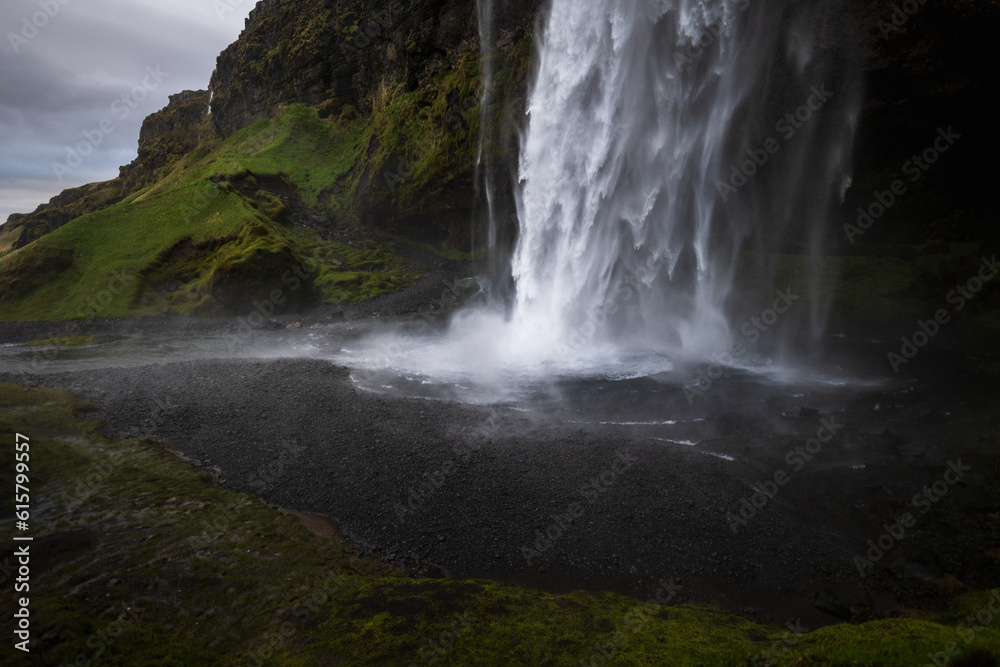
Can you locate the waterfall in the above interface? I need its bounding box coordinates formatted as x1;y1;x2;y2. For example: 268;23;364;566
361;0;860;384
493;0;860;367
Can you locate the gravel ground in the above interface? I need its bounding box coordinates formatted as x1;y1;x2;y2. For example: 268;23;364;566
1;269;997;629
3;335;997;630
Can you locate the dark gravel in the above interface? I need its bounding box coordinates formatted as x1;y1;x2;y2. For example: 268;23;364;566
3;331;997;629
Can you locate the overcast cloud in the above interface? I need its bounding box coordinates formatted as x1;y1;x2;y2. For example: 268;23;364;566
0;0;257;224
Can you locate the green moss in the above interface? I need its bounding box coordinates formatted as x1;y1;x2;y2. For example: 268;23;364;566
391;236;486;262
0;180;125;257
0;29;542;322
353;57;484;213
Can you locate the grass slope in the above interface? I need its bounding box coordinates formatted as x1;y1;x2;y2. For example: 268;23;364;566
1;383;997;665
0;106;422;322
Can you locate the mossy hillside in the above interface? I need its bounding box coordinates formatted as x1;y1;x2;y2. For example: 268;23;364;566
343;58;483;217
0;180;125;258
0;107;419;322
0;24;536;320
0;180;253;322
188;104;427;304
194;106;367;210
297;231;417;304
348;39;534;229
2;382;998;666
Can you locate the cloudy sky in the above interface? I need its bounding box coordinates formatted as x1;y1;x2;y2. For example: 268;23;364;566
0;0;257;224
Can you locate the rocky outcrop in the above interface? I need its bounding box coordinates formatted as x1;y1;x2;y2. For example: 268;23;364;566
206;0;538;250
208;0;538;137
119;90;212;192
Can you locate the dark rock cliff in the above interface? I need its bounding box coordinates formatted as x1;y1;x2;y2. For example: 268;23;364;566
848;0;996;246
204;0;995;250
5;0;995;260
119;89;212;193
208;0;539;137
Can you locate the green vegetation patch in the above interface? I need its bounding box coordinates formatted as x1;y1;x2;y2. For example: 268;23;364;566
26;335;100;347
0;106;419;322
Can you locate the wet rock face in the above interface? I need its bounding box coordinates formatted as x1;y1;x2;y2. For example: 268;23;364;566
208;0;540;138
6;0;993;263
848;0;996;245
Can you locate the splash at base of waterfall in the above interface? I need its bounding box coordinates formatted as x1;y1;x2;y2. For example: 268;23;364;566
440;0;860;375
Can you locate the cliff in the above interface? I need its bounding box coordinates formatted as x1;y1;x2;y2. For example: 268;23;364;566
119;89;212;193
1;0;997;322
847;0;996;247
209;0;538;135
207;0;538;245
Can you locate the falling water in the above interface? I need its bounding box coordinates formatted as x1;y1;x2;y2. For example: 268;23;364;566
498;0;860;367
357;0;861;385
474;0;497;253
